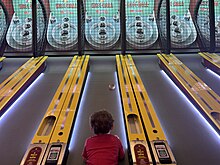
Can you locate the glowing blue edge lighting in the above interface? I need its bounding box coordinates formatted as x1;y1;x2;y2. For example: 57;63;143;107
69;72;91;150
0;73;45;122
114;71;128;149
206;69;220;79
161;70;220;139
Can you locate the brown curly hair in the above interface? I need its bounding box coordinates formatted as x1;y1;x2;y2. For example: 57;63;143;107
90;110;114;134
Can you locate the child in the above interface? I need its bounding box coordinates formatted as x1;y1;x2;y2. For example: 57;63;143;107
82;110;125;165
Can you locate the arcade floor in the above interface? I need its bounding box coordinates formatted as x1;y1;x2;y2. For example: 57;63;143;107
0;54;220;165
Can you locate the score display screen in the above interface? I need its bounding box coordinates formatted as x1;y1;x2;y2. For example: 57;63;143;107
85;0;119;17
198;0;220;19
49;0;77;19
169;0;190;16
14;0;32;18
13;0;44;19
125;0;154;16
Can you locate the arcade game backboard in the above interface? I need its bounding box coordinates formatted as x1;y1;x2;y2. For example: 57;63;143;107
157;0;198;50
47;0;78;51
5;0;47;55
0;1;8;54
84;0;121;51
126;0;159;50
195;0;220;49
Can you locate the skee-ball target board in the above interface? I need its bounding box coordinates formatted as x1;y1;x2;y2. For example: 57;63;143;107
47;0;78;50
158;0;197;48
196;0;220;47
84;0;120;50
126;0;158;49
6;0;46;51
0;2;8;49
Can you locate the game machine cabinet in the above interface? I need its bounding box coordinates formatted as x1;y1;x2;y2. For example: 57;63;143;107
195;0;220;48
126;0;158;49
158;0;197;48
47;0;78;51
6;0;47;53
195;0;220;75
84;0;120;50
0;1;9;69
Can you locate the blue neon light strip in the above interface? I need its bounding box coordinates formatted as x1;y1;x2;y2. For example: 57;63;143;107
207;69;220;80
114;71;128;149
161;70;220;139
0;73;44;123
69;72;91;150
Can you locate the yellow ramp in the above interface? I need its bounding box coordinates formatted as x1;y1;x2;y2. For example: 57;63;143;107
199;52;220;75
21;55;90;165
117;55;176;165
0;56;47;117
158;53;220;135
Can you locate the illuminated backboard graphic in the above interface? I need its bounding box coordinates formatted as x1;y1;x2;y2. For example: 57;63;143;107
0;5;7;46
85;0;120;49
126;0;158;49
6;0;46;51
158;0;197;48
196;0;220;47
47;0;78;50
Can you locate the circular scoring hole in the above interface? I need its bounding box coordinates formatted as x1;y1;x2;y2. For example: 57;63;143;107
153;130;158;133
58;132;63;136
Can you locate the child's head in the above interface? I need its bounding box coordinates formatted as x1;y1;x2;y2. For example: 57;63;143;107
90;110;114;134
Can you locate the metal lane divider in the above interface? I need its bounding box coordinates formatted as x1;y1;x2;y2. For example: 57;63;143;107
20;55;89;165
117;55;176;165
0;56;47;117
157;53;220;135
199;52;220;75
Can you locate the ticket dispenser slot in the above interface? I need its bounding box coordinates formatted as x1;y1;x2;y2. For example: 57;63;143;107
154;142;172;164
45;145;62;165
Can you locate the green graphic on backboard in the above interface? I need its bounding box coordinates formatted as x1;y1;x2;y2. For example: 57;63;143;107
85;0;120;49
198;0;220;19
86;0;119;17
125;0;158;48
158;0;197;47
13;0;32;19
0;6;7;41
47;0;78;50
6;0;46;51
49;0;77;19
197;0;220;46
170;0;190;16
125;0;154;16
